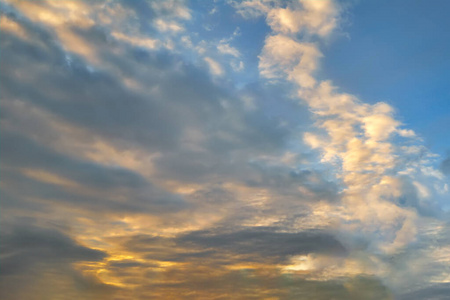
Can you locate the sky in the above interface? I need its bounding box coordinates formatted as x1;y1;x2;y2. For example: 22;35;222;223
0;0;449;299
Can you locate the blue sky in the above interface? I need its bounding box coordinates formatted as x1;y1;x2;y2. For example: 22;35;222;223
1;1;449;299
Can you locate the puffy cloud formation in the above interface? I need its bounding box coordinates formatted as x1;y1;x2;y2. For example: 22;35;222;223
0;0;449;299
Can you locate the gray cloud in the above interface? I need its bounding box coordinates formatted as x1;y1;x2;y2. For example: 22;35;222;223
0;225;106;276
398;283;450;300
176;227;347;262
0;223;116;300
101;229;390;299
1;170;187;216
245;162;339;200
0;0;319;229
0;130;188;215
138;271;392;300
0;7;294;188
114;226;347;265
440;152;450;176
0;131;147;189
1;0;435;298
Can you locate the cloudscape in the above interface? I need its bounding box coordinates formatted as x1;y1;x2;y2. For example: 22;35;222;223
1;0;449;299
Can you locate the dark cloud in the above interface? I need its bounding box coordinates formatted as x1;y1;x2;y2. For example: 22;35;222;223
398;283;450;300
90;230;391;299
113;226;346;266
0;1;317;230
0;29;178;152
138;269;392;300
1;168;187;215
393;175;441;217
115;0;159;35
0;225;106;276
0;226;385;300
0;131;147;189
176;227;347;262
1;10;282;155
440;152;450;175
0;268;116;300
0;8;294;188
245;162;339;200
0;223;115;300
0;129;188;215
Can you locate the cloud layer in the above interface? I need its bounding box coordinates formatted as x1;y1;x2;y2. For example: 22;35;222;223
1;0;449;299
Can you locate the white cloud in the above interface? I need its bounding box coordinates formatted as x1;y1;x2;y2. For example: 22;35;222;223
259;34;321;87
398;128;416;137
154;18;184;32
111;32;159;50
151;0;191;20
204;57;224;76
217;42;241;57
267;0;339;37
230;0;272;19
234;0;339;37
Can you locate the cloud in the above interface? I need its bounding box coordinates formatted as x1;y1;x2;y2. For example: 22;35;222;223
259;34;321;87
0;9;239;155
398;283;450;300
440;152;450;175
218;42;241;58
267;0;339;37
233;0;340;37
1;0;448;298
249;2;450;297
0;225;107;276
99;226;392;299
0;223;114;300
254;0;448;257
176;227;347;262
230;0;272;19
0;131;147;189
0;0;298;224
0;131;188;215
204;56;224;76
108;226;348;266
